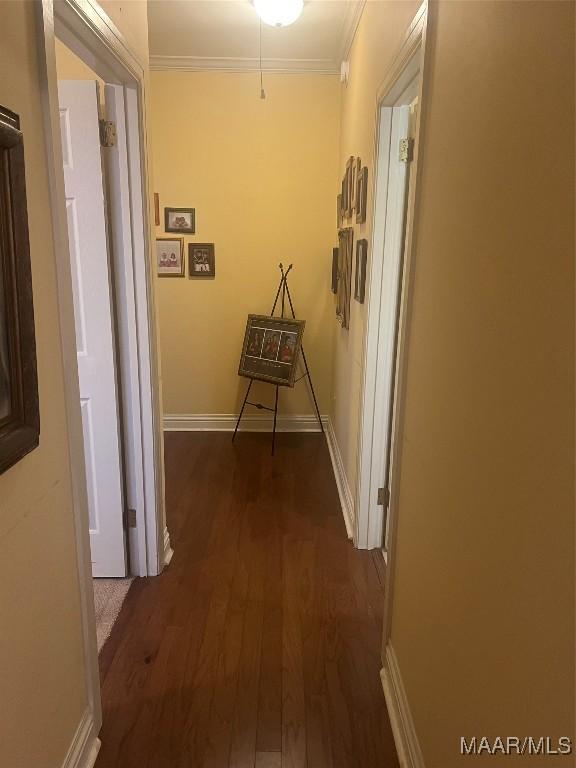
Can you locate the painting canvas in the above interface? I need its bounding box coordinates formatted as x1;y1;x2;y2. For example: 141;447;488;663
188;243;215;278
238;315;305;387
354;239;368;303
156;237;184;276
165;207;195;233
0;104;40;474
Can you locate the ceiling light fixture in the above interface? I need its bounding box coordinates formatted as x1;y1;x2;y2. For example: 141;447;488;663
254;0;304;27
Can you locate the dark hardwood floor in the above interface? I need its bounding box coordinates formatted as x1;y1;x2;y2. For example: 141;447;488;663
96;432;398;768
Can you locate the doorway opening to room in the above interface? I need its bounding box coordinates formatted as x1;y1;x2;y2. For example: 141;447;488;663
39;0;169;736
354;5;428;651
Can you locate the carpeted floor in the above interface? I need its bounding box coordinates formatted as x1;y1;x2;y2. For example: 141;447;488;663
93;578;133;652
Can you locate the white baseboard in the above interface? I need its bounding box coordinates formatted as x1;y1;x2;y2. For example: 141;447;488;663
381;643;425;768
163;412;328;432
61;708;101;768
163;526;174;566
325;417;355;540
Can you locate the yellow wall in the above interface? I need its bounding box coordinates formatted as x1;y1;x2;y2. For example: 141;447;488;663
150;71;340;417
55;37;103;82
0;3;87;765
335;1;575;766
0;2;153;766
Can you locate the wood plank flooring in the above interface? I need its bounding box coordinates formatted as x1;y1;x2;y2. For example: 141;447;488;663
95;432;398;768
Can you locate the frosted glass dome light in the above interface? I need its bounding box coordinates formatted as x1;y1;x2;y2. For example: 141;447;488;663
254;0;304;27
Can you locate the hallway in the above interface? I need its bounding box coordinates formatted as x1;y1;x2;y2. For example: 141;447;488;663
95;432;397;768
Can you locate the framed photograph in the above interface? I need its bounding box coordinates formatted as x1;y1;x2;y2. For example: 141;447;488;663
154;192;160;226
354;239;368;303
337;227;354;329
0;105;40;475
238;315;305;388
345;156;354;217
188;243;215;278
331;247;339;294
353;157;361;212
356;166;368;224
156;237;184;276
341;174;348;220
164;207;195;234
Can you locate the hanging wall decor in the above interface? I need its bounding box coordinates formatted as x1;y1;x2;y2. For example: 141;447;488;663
331;247;339;294
164;206;195;234
356;166;368;224
188;243;215;278
354;239;368;303
156;237;184;277
345;156;354;218
0;105;40;475
336;227;354;329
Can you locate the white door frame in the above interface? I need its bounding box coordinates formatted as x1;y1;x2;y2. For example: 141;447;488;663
353;0;431;643
36;0;169;744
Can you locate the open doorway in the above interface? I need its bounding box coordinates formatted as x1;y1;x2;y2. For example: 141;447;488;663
38;0;170;744
356;49;423;555
55;40;133;650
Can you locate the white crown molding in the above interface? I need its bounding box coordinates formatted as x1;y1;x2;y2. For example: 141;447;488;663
338;0;366;63
149;54;338;74
381;643;426;768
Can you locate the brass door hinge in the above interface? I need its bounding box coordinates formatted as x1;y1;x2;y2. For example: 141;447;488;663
399;137;414;163
124;508;137;528
377;487;390;507
99;119;117;147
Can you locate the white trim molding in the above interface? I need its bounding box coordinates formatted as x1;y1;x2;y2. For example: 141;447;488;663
61;708;101;768
325;419;355;540
150;55;336;74
163;526;174;566
163;412;328;433
381;643;425;768
338;0;366;64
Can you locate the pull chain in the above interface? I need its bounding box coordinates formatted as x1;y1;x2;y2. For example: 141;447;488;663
259;18;266;99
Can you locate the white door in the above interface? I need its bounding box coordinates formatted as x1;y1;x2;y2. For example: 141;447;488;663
58;79;127;577
374;105;411;553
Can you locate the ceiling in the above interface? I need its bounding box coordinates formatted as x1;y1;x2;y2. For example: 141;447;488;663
148;0;365;74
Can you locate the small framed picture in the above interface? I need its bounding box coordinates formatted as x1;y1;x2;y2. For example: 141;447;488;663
331;247;339;293
156;237;184;277
354;239;368;303
356;166;368;224
188;243;215;278
238;315;305;388
165;207;195;234
353;157;361;212
345;156;354;218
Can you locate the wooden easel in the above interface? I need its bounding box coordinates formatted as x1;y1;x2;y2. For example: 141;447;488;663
232;263;324;455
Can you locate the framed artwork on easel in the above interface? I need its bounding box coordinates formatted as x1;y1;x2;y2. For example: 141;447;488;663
238;314;305;388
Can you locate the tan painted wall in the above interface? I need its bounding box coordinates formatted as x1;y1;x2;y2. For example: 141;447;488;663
0;2;153;766
55;37;104;83
335;1;575;766
150;71;340;417
0;3;87;766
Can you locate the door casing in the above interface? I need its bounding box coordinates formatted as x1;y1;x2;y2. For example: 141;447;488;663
37;0;171;747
